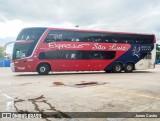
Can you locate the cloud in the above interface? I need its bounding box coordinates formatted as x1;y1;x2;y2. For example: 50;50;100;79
0;37;15;46
0;0;160;39
0;37;14;54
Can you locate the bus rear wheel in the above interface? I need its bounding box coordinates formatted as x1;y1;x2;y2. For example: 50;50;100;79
37;63;50;75
124;63;134;73
112;63;122;73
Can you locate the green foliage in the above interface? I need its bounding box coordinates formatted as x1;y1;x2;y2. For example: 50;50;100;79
0;47;4;59
156;44;160;60
157;52;160;59
0;53;4;59
156;44;160;51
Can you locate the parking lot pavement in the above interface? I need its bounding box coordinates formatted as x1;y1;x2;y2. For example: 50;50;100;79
0;65;160;121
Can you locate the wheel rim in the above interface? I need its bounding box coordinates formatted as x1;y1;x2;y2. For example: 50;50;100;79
115;65;121;72
127;65;132;71
40;66;46;72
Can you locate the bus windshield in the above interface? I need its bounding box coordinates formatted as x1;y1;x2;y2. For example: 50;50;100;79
14;47;30;59
16;28;47;41
13;28;47;60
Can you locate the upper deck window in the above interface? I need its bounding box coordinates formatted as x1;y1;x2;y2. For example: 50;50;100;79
16;28;47;42
44;30;154;44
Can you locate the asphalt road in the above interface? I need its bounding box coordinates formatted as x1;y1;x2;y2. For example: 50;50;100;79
0;65;160;121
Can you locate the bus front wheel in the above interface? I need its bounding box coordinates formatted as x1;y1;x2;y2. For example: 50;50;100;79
112;63;123;73
37;63;50;75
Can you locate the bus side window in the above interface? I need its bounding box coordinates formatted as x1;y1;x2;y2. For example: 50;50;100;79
38;52;46;59
103;39;109;43
71;53;76;59
44;35;56;43
118;40;129;44
56;51;66;59
92;52;101;59
128;40;134;44
113;39;118;43
78;51;92;59
71;38;80;42
65;51;77;59
135;40;142;44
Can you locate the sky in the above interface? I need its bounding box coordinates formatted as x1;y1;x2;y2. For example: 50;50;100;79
0;0;160;53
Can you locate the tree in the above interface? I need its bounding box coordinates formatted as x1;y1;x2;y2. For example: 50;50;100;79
0;46;5;59
156;44;160;51
156;44;160;60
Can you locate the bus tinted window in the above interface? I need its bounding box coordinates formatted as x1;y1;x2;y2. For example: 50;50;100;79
39;50;116;60
44;30;104;43
134;35;154;44
17;28;46;42
44;30;154;44
44;31;73;42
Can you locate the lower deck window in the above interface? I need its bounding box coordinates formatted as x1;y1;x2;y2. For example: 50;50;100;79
38;50;116;60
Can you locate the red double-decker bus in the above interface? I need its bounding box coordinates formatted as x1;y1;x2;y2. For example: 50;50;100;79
11;27;156;75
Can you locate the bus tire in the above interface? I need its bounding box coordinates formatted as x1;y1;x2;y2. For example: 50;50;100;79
124;63;134;73
37;63;50;75
112;63;122;73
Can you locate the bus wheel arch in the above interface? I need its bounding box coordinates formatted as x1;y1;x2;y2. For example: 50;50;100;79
37;62;51;75
124;62;134;73
112;62;123;73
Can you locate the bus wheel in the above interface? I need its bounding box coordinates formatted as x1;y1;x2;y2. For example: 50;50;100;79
124;63;134;73
37;63;50;75
112;63;122;73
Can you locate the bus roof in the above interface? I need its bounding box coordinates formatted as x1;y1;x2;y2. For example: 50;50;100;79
22;27;155;36
47;27;155;36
